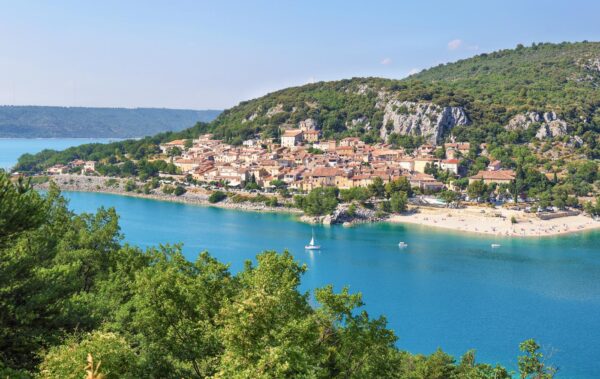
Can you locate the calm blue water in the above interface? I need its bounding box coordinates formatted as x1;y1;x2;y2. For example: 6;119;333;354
61;191;600;378
0;138;120;170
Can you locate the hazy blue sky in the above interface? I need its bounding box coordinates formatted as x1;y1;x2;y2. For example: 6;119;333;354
1;0;599;109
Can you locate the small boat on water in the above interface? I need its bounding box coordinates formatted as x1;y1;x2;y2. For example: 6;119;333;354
305;231;321;250
491;243;501;248
398;241;408;248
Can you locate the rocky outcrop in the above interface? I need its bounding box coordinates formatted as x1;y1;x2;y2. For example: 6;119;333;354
298;118;318;130
346;116;371;130
505;111;568;139
300;204;384;225
378;100;469;145
242;112;259;123
266;104;285;117
581;57;600;73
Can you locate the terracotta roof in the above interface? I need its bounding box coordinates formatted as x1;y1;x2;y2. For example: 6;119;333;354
469;170;515;180
309;167;344;177
410;173;436;181
414;157;437;161
282;129;303;137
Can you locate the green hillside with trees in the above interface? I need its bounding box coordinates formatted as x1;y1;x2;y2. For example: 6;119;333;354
206;41;600;149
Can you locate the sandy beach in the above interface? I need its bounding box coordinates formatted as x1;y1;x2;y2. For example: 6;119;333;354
389;205;600;237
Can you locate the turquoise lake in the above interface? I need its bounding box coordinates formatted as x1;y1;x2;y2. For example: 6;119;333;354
61;191;600;378
5;138;600;377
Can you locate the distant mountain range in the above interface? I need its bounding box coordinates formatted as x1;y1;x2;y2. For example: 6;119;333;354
0;106;221;138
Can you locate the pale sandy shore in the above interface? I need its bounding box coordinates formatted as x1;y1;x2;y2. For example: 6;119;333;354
389;206;600;237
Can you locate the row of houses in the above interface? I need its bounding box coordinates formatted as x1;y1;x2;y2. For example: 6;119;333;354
43;134;514;193
158;134;510;193
47;159;96;175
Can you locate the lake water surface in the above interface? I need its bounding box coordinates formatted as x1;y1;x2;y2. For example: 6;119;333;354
61;190;600;378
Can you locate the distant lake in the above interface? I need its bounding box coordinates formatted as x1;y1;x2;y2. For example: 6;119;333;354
62;191;600;379
0;138;121;170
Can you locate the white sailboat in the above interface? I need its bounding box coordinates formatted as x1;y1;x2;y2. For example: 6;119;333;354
305;231;321;250
398;241;408;248
491;243;501;248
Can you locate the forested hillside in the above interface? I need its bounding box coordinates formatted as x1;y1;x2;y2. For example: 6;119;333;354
205;42;600;155
0;106;220;138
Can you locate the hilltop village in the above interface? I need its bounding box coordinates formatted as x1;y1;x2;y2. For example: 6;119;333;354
47;129;511;193
166;132;514;191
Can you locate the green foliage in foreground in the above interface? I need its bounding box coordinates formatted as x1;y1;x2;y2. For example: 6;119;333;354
0;172;557;378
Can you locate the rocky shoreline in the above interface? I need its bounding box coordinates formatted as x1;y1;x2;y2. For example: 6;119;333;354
33;174;302;216
299;203;385;226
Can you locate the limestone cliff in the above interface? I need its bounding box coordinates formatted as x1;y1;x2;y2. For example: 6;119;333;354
378;100;469;145
505;111;568;139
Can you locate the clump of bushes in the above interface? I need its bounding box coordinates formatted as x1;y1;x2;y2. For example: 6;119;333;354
162;185;175;195
104;178;119;188
124;179;137;192
208;191;227;203
174;185;186;196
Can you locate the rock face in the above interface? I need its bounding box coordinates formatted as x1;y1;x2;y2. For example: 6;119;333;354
298;118;318;130
266;104;285;117
378;100;469;145
299;203;383;225
505;111;568;139
346;116;371;130
328;203;383;225
581;57;600;73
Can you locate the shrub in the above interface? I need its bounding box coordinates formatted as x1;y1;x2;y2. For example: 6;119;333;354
301;187;339;216
124;180;137;192
208;191;227;203
390;191;408;213
104;178;119;188
162;185;175;195
265;196;278;207
39;332;139;379
174;185;186;196
347;203;357;217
